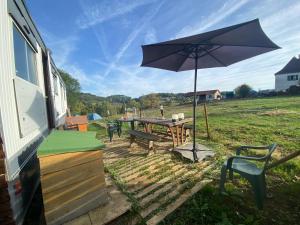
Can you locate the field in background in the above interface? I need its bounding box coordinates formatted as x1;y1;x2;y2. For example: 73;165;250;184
89;96;300;225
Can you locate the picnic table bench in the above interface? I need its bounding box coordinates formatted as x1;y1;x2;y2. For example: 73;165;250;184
128;130;161;154
134;118;193;148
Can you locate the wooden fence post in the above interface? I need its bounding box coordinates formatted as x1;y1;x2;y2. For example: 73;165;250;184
203;103;210;139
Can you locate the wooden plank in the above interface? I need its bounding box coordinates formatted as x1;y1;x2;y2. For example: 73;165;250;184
146;180;212;225
135;164;187;199
140;170;200;207
41;159;104;194
63;214;92;225
0;159;5;174
0;174;7;188
39;150;102;175
128;130;161;141
46;188;108;225
43;174;106;212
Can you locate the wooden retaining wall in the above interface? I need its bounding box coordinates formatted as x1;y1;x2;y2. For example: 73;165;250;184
39;150;108;225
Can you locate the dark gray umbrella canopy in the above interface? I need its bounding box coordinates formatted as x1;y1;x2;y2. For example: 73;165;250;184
141;19;279;71
140;19;280;162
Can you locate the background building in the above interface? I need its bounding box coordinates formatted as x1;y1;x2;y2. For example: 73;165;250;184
275;55;300;92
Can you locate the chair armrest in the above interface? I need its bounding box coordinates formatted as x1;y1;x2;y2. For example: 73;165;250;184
236;145;269;155
227;155;266;169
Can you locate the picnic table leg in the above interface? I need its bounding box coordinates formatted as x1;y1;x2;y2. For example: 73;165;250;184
176;126;179;146
168;127;176;148
130;120;135;130
181;125;184;144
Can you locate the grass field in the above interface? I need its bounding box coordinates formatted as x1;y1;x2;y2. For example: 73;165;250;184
89;96;300;225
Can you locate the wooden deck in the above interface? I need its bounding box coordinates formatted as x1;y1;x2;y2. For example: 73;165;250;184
102;139;214;225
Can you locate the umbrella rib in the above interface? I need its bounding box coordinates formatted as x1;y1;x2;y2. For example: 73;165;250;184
176;45;223;71
198;46;227;66
175;53;190;72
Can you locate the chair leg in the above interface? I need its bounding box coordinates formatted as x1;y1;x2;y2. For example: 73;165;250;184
129;135;135;147
229;169;234;180
250;176;266;210
108;129;113;142
219;165;227;193
148;141;154;154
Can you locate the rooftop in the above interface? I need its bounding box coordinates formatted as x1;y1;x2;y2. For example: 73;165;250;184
275;56;300;75
185;89;220;97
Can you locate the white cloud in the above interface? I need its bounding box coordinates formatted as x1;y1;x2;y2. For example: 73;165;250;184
144;27;157;44
41;29;78;67
102;1;165;78
77;0;157;29
175;0;250;38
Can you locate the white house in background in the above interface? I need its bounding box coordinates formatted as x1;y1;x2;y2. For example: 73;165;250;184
275;55;300;92
186;89;222;102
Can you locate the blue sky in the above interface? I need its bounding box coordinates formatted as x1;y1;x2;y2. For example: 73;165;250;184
27;0;300;97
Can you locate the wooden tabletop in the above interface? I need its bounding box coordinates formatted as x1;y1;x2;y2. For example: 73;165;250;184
134;118;192;127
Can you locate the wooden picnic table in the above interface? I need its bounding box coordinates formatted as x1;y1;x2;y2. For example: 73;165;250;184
134;118;192;148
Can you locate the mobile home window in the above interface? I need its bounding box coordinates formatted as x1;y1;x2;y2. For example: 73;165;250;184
53;75;58;95
13;25;38;85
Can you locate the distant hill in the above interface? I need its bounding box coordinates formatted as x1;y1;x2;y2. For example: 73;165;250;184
79;93;106;104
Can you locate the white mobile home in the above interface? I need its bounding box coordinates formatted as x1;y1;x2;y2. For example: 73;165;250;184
275;56;300;92
0;0;67;224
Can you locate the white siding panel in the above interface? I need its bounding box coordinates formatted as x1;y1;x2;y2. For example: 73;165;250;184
0;2;48;180
275;73;300;91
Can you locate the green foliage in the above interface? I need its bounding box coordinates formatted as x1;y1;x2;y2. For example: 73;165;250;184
140;93;160;109
58;69;81;111
235;84;253;98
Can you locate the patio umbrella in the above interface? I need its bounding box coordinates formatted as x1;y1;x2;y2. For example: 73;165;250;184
141;19;280;162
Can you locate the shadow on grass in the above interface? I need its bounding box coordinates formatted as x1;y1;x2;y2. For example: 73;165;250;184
158;180;300;225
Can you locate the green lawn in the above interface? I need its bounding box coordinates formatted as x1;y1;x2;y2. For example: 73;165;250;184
153;96;300;225
91;96;300;225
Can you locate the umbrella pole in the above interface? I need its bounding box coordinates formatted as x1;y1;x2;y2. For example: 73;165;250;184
192;56;198;162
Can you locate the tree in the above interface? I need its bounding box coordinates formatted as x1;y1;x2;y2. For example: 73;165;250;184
234;84;253;98
58;69;81;112
140;94;160;109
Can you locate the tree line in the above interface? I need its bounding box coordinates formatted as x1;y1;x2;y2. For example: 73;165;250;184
59;69;300;117
58;69;190;116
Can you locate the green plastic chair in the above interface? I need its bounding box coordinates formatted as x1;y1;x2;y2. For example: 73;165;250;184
107;120;122;142
220;143;277;209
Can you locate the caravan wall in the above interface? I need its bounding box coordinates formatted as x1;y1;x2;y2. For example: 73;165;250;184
0;0;67;224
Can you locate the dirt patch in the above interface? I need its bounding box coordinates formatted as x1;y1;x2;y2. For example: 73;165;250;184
257;109;298;116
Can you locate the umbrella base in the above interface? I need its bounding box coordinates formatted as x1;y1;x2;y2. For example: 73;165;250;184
173;143;215;162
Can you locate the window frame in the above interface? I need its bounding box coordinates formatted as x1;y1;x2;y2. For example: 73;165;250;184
287;75;299;81
12;21;39;86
